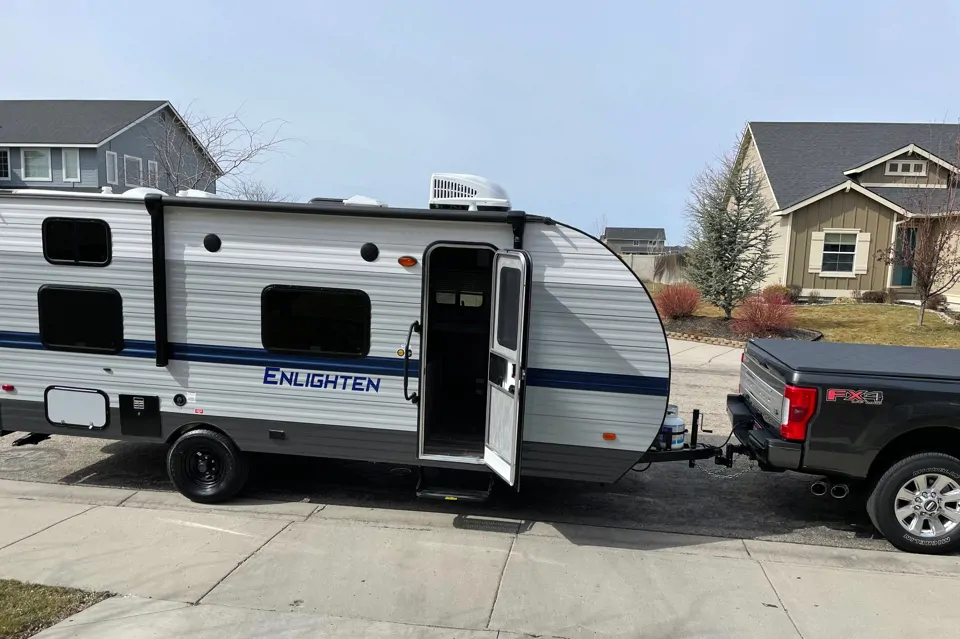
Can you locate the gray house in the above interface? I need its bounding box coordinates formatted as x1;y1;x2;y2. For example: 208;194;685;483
0;100;220;194
601;227;667;255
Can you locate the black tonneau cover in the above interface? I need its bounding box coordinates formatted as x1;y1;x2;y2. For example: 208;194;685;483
750;339;960;382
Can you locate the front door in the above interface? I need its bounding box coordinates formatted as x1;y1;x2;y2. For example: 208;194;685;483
484;249;532;486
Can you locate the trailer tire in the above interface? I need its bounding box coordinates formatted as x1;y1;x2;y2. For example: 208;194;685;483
167;429;249;504
867;452;960;554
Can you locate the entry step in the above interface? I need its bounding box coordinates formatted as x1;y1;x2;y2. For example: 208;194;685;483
416;468;495;502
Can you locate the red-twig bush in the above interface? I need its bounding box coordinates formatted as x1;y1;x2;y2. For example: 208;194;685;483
733;292;796;337
654;283;700;319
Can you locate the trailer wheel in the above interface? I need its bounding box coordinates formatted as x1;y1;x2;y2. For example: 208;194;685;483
167;429;248;503
867;452;960;554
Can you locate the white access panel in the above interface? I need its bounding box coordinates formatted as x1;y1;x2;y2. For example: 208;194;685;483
45;387;109;429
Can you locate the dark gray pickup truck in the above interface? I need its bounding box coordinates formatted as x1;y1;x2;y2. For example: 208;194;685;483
728;338;960;554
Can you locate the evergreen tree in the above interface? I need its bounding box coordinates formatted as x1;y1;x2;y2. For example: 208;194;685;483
686;141;774;319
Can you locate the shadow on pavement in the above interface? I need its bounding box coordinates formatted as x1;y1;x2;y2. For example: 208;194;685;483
0;433;889;553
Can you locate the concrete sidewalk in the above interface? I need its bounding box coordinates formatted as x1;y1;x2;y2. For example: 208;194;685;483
3;480;960;638
668;337;742;371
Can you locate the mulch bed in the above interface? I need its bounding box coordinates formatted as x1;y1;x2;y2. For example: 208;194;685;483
665;316;822;342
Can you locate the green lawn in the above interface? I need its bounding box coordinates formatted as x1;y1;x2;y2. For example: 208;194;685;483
0;580;109;639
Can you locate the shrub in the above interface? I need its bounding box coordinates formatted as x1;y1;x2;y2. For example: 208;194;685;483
761;284;791;303
925;294;948;310
786;284;803;303
654;283;701;319
860;290;886;304
807;290;822;304
852;289;863;303
733;293;796;337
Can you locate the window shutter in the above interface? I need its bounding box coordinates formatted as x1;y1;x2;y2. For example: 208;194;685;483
808;232;825;273
854;232;871;274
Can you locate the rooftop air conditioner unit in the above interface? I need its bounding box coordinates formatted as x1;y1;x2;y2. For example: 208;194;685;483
428;173;510;211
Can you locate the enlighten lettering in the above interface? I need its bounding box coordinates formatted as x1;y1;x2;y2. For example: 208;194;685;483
263;367;381;393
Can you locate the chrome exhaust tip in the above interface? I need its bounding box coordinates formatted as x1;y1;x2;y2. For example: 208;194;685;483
830;484;850;499
810;481;828;497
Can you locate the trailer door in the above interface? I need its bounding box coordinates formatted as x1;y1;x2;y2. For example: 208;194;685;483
484;249;532;487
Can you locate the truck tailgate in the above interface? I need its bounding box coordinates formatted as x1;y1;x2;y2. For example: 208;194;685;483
740;350;787;428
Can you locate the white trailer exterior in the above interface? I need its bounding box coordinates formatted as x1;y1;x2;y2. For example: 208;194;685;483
0;184;670;498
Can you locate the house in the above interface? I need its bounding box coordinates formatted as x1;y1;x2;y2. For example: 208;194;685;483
739;122;960;300
0;100;220;194
601;227;667;254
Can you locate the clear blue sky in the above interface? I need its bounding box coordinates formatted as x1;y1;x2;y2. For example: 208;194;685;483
5;1;959;242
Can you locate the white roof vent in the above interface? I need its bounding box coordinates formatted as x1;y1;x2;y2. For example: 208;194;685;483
429;173;510;211
119;187;167;199
343;195;388;207
176;189;221;198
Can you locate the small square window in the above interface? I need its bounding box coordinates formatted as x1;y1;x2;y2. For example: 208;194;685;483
42;218;112;266
38;286;124;354
914;163;924;173
436;291;457;305
888;162;900;173
460;292;484;307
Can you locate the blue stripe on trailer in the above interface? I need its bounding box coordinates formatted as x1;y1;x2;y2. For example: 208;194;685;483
0;331;668;397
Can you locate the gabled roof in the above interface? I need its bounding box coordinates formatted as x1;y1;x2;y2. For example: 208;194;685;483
748;122;960;210
843;143;960;176
603;227;666;241
0;100;167;145
866;186;954;214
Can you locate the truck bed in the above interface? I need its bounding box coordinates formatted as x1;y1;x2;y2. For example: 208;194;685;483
751;339;960;381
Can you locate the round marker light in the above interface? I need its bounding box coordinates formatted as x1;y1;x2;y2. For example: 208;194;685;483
398;256;418;267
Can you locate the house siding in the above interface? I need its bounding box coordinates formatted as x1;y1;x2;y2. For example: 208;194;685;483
1;147;99;190
742;131;787;286
99;107;217;194
858;153;951;186
785;190;899;292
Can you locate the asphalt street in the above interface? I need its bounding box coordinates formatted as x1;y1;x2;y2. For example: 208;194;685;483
0;361;888;553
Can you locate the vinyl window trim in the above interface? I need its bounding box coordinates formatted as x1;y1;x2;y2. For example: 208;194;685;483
21;148;52;181
0;148;10;180
123;154;143;188
885;159;927;177
61;148;81;183
105;151;119;185
819;229;858;278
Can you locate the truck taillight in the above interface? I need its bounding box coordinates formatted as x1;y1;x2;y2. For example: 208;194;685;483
780;385;817;441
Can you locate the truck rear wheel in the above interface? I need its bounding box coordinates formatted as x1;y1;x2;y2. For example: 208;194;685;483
867;452;960;554
167;429;249;503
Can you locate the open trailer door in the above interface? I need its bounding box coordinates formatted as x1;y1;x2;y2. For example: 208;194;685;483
484;249;532;487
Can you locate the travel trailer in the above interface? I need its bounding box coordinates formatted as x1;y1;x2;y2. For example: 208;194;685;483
0;174;671;502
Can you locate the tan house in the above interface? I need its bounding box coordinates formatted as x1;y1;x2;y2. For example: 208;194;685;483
738;122;960;300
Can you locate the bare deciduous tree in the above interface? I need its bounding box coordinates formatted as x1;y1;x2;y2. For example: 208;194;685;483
592;213;609;240
876;141;960;325
140;103;289;197
229;180;293;202
685;136;775;319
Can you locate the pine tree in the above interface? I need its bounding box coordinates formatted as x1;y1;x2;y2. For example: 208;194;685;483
685;140;774;319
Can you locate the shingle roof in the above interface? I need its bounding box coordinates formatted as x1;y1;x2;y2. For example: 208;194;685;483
749;122;960;210
603;227;666;241
866;187;955;214
0;100;167;145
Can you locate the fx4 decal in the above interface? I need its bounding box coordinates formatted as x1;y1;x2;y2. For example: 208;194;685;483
826;389;884;405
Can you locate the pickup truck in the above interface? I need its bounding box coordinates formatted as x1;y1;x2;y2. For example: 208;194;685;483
728;338;960;554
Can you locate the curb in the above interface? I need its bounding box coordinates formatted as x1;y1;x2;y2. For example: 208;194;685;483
666;332;744;348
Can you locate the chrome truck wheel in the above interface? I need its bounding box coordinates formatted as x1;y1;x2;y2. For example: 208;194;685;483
868;453;960;554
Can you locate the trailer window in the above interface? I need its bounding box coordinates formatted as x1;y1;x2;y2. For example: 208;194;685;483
38;286;124;354
261;286;371;357
42;218;112;266
496;267;522;351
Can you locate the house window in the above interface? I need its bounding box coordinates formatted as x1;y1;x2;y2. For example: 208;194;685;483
42;218;112;266
632;240;640;246
22;148;52;181
124;155;142;187
0;148;9;180
147;160;159;188
38;285;124;354
105;151;118;185
821;232;857;273
261;285;371;357
62;148;81;182
886;160;927;177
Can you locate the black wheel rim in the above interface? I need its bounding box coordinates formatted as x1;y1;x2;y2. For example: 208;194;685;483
182;445;226;489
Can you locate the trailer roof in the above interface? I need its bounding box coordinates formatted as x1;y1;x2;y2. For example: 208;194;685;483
751;339;960;381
